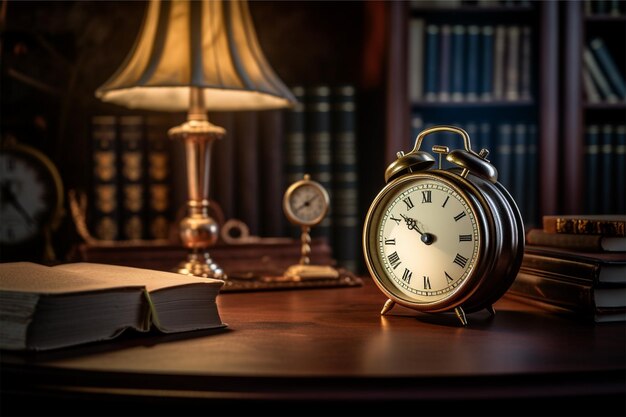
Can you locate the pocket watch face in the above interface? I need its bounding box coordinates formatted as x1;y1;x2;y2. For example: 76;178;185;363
283;178;329;227
364;173;482;308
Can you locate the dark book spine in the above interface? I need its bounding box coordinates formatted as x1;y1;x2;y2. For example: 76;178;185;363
259;109;286;237
306;85;333;243
505;25;520;101
584;125;600;214
525;123;538;227
145;115;173;240
285;86;307;238
600;124;613;214
493;25;506;100
438;24;452;102
90;115;120;241
495;123;513;191
480;25;494;101
119;115;146;240
616;125;626;214
590;37;626;99
234;111;259;235
332;85;359;272
520;26;532;101
450;24;466;102
584;46;618;103
512;123;527;219
408;18;425;103
466;25;480;102
424;24;440;102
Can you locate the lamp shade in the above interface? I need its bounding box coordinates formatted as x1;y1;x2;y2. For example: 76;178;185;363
95;0;296;111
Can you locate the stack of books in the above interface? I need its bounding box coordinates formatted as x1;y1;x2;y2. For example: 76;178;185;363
508;214;626;323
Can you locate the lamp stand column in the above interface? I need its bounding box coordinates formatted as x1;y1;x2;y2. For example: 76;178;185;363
169;87;226;279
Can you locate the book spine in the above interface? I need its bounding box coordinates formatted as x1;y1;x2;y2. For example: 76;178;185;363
526;229;607;252
480;25;494;101
408;18;425;103
332;85;359;272
582;66;601;103
119;115;146;240
235;111;259;235
410;113;424;148
493;25;507;100
542;215;626;236
583;46;618;103
600;124;613;214
438;24;452;102
590;37;626;99
505;25;520;101
466;25;480;102
512;123;527;219
616;125;626;214
508;270;595;313
145;115;173;240
520;26;532;101
306;85;333;243
525;123;538;227
424;24;440;102
450;24;466;102
259;110;286;237
90;115;120;241
584;125;600;214
495;123;513;191
285;86;307;238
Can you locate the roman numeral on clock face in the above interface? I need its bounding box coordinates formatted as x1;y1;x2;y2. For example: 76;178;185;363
403;197;414;210
423;276;431;289
421;190;432;203
385;238;396;245
454;212;466;222
387;251;401;269
453;253;468;268
402;268;412;284
459;234;472;242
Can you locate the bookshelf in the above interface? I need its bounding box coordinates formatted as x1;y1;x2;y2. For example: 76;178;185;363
563;0;626;215
385;0;625;229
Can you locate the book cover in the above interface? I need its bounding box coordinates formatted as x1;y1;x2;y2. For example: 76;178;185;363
526;229;626;253
600;124;613;214
90;115;120;241
306;85;333;243
118;115;146;241
0;262;225;351
542;214;626;236
332;84;359;273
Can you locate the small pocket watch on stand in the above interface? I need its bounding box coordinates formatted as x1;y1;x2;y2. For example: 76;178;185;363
362;126;524;326
283;174;339;280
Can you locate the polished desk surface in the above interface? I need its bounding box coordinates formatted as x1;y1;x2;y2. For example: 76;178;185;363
2;277;625;415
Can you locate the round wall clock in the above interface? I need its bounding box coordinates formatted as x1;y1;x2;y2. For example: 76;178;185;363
0;136;64;259
362;126;524;325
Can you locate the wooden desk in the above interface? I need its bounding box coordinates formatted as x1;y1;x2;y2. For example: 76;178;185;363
2;278;625;416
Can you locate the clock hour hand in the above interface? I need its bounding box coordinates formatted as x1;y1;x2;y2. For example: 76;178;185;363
400;213;434;245
295;194;318;212
1;180;34;225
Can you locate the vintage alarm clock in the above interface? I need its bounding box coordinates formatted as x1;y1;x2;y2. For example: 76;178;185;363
362;125;524;325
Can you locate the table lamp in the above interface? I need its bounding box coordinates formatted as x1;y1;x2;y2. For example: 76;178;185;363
95;0;296;279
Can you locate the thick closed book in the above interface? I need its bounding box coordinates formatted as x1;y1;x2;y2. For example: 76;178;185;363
526;229;626;253
542;214;626;236
0;262;225;351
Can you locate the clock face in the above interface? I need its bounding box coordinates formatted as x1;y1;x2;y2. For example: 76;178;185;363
284;180;329;227
0;150;58;244
365;174;482;307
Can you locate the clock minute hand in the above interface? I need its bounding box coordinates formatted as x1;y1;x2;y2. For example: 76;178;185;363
295;194;319;212
400;214;434;245
1;181;35;225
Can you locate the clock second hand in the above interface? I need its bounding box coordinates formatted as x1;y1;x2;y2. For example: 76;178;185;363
400;214;434;245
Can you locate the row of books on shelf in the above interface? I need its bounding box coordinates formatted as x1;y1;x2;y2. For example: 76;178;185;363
286;84;360;272
88;84;361;273
584;0;626;16
410;116;538;227
90;114;174;242
582;37;626;103
584;123;626;215
410;0;532;9
409;21;532;103
508;214;626;323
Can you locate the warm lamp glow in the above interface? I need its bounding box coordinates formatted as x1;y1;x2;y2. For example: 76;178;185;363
95;0;295;279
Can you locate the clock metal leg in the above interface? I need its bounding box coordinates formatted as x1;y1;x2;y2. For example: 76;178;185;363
486;305;496;316
380;299;396;315
454;307;468;326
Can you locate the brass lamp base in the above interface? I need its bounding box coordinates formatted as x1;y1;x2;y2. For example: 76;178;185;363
177;250;225;279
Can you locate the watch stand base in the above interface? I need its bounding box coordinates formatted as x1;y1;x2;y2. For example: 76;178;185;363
380;299;497;326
